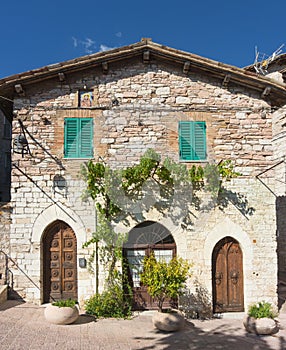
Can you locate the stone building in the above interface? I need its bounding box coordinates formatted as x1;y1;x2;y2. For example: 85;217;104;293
1;38;286;315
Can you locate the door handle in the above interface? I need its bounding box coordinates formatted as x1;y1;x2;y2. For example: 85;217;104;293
230;270;239;284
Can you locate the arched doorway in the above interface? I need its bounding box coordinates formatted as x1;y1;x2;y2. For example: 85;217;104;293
42;220;78;303
123;221;176;310
212;236;244;313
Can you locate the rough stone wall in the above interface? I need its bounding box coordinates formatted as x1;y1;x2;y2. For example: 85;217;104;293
10;57;278;308
272;106;286;308
0;110;11;202
0;203;11;285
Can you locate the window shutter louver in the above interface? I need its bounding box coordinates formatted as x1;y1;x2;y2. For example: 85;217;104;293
64;118;93;158
64;119;78;158
179;121;193;160
193;122;206;160
179;121;206;161
80;119;93;157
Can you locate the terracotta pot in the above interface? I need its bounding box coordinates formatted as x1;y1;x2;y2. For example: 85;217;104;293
243;315;279;335
152;310;185;332
44;304;79;325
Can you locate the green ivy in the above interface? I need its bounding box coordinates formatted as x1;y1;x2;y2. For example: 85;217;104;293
81;149;240;315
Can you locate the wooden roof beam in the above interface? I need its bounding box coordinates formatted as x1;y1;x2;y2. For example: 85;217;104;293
222;74;231;87
183;61;191;74
102;62;108;74
14;84;25;96
143;50;150;63
261;86;271;98
58;72;65;82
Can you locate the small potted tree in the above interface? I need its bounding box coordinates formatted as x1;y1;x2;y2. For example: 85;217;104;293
44;299;79;325
140;253;191;331
243;301;279;335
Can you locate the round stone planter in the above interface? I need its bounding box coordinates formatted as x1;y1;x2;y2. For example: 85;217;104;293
243;316;279;335
152;310;185;332
44;304;79;325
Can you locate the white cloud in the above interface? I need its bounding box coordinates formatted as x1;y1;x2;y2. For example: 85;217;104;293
82;38;96;54
72;36;96;54
72;37;78;48
99;44;116;52
115;32;122;38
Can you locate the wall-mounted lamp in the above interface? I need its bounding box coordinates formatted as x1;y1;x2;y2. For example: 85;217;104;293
79;258;87;268
13;134;29;156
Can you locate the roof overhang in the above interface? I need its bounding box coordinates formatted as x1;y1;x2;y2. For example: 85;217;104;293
1;38;286;107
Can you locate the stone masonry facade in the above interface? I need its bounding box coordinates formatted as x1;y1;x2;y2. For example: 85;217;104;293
1;41;285;314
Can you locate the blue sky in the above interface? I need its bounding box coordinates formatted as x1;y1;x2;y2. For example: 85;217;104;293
1;0;285;78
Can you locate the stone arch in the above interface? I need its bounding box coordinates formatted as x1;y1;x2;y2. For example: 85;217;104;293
42;220;78;303
123;220;177;310
115;214;187;256
204;217;253;268
204;217;253;308
212;236;244;313
32;203;87;247
124;220;175;248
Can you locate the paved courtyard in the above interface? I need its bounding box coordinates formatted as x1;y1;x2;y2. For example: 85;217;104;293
0;300;286;349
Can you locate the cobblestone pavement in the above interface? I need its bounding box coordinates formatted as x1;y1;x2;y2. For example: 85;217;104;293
1;300;286;350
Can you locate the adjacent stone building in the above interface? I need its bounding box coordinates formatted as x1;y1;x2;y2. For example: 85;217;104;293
1;38;286;315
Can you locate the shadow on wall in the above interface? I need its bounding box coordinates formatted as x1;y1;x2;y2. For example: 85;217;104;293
276;196;286;310
179;282;213;319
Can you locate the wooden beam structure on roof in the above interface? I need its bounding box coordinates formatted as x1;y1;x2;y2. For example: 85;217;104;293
143;50;150;63
222;74;231;87
183;61;191;74
58;72;65;82
102;62;108;74
261;87;271;98
14;84;25;96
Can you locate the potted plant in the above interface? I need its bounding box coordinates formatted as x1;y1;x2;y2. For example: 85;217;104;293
44;299;79;325
140;253;191;331
243;301;279;335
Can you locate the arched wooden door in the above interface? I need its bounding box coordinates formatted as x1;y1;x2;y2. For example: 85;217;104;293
123;221;176;310
42;221;78;303
212;237;244;313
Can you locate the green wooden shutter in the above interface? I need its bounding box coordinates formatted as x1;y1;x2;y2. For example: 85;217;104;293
79;118;93;157
193;122;206;160
64;118;93;158
179;121;206;160
179;121;193;160
64;119;78;158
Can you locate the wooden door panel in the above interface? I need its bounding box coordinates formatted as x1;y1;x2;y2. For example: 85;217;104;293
43;222;77;303
227;242;243;310
213;247;227;312
213;237;244;313
124;244;176;310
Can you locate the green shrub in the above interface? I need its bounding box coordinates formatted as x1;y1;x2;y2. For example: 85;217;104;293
248;301;277;319
52;299;77;308
85;284;132;319
140;253;191;312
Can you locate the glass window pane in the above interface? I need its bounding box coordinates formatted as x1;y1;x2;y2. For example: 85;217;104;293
154;249;173;263
127;250;145;287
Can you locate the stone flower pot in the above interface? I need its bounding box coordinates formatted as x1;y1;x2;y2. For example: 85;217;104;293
243;316;279;335
152;309;185;332
44;303;79;325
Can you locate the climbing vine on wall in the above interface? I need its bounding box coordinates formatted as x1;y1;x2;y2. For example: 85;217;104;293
81;149;240;279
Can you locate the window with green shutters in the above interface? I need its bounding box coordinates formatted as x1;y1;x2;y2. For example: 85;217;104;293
64;118;93;158
179;121;206;161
